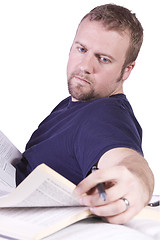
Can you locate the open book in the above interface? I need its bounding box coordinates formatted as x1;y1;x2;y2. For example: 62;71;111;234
0;130;159;240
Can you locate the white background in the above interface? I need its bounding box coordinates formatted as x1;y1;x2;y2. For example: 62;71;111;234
0;0;159;194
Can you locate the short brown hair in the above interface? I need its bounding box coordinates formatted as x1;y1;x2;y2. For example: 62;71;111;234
81;4;143;67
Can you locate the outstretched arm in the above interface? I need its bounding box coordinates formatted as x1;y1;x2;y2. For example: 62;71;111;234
75;147;154;224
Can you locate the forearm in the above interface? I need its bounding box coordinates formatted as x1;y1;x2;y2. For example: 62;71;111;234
98;147;154;205
118;152;154;205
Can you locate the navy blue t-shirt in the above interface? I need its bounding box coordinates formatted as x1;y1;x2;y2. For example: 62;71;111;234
15;94;143;185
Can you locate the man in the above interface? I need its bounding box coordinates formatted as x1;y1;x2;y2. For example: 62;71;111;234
15;4;154;224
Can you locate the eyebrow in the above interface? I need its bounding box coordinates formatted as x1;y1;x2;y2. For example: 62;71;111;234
74;41;116;62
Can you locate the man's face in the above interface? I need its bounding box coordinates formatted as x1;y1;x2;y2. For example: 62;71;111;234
67;18;132;102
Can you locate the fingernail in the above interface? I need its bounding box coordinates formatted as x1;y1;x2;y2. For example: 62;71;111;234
90;207;95;213
74;187;82;196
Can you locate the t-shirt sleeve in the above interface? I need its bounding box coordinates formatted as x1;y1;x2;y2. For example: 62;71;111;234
74;101;143;178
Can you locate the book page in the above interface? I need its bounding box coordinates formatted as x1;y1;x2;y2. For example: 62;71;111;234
0;130;22;193
0;208;158;240
45;217;154;240
0;207;91;240
126;219;160;240
135;206;160;221
0;164;80;207
0;208;159;240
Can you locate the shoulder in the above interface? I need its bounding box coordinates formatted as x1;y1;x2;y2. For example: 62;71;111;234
89;94;129;109
81;94;131;119
38;97;70;127
51;96;70;112
77;94;142;139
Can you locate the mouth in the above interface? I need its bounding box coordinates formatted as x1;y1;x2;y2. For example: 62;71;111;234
74;75;91;85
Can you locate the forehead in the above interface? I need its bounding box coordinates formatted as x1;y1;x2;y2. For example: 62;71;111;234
74;19;130;60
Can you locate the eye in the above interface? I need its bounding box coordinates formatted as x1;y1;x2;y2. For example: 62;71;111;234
78;47;87;53
99;56;111;64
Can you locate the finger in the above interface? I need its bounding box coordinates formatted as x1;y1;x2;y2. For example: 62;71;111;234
76;171;134;207
90;193;143;225
79;190;100;207
75;166;127;195
90;198;128;217
78;182;128;207
104;179;131;202
106;206;137;224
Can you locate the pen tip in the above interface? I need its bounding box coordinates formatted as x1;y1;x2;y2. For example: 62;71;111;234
100;192;107;201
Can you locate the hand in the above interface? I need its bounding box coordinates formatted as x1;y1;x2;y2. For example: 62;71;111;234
74;166;147;224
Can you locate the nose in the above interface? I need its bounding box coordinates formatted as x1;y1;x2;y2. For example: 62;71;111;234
79;53;95;74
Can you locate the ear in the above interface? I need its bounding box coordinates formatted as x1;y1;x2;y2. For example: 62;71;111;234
122;61;135;81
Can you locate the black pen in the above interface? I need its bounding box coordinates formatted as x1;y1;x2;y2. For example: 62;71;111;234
148;201;160;207
92;166;107;201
